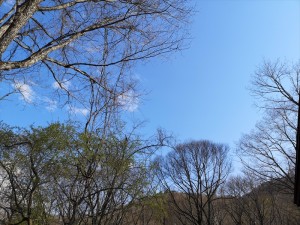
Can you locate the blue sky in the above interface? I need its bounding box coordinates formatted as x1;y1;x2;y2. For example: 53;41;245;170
134;0;300;146
1;0;300;157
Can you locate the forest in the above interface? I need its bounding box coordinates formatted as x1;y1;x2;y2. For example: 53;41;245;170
0;0;300;224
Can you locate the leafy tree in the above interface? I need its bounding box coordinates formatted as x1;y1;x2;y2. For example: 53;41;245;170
0;122;76;225
0;122;165;225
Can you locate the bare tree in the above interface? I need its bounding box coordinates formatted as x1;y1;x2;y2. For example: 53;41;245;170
221;176;250;225
223;174;275;225
0;0;191;127
222;173;300;225
238;60;300;194
156;140;231;225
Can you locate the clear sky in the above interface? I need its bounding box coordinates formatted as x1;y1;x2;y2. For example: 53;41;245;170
134;0;300;146
1;0;300;157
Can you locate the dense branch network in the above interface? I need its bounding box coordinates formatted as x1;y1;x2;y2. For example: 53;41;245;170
0;0;190;126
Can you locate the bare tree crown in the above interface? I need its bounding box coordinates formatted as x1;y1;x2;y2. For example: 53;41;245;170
0;0;190;123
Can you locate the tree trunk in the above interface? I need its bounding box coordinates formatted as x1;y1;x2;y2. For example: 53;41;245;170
294;94;300;206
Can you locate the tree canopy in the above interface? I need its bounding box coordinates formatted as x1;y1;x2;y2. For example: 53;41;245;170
0;0;190;125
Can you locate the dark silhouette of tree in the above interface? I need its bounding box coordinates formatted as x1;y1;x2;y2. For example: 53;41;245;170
156;140;231;225
238;60;300;204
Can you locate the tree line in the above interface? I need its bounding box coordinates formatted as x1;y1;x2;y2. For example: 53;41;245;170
0;122;299;225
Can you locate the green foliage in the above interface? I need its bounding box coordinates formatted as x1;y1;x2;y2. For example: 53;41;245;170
0;122;159;225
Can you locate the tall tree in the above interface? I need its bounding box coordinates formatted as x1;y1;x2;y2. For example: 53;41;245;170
156;140;231;225
0;122;166;225
238;60;300;203
0;122;76;225
0;0;191;126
